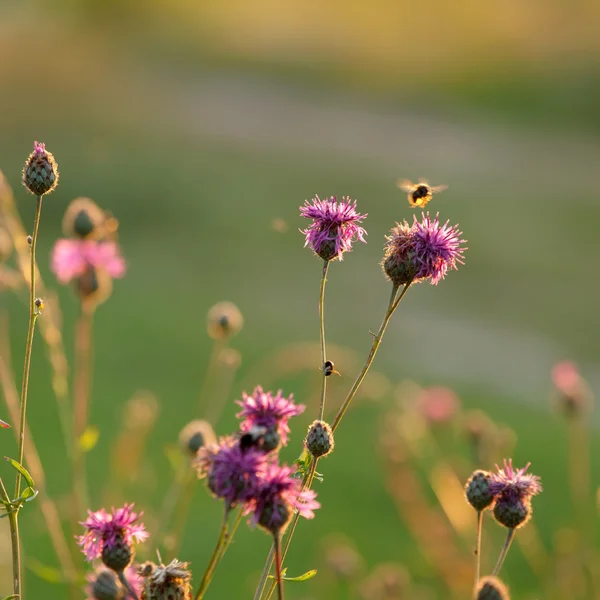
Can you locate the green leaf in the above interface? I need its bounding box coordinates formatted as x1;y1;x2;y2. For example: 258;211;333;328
21;487;38;502
79;425;99;453
4;457;35;489
268;569;317;583
28;560;64;584
3;594;20;599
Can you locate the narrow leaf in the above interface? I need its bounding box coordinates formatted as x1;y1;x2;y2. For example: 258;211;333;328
4;457;35;489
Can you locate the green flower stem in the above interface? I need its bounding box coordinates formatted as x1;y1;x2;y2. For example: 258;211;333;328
318;260;330;420
0;477;21;599
474;510;483;589
195;506;231;600
273;533;285;600
218;507;243;561
492;528;516;576
118;569;139;600
331;281;411;433
15;195;43;497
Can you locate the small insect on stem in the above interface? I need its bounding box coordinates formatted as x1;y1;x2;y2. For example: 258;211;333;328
322;360;340;377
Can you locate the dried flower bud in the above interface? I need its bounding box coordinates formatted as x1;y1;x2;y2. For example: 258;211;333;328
476;576;510;599
179;419;216;456
305;420;334;458
101;534;134;572
465;470;494;511
63;197;107;239
140;559;192;600
207;301;243;340
22;141;59;196
493;496;531;529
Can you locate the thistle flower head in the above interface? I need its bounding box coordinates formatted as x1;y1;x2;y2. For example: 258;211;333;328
196;436;267;509
51;239;126;284
476;575;511;599
22;141;59;196
551;361;593;417
305;420;334;458
63;197;108;239
179;419;216;457
300;195;367;261
250;463;320;534
465;470;494;511
207;301;244;340
382;212;466;286
85;566;143;600
489;459;542;501
236;386;305;447
77;504;148;564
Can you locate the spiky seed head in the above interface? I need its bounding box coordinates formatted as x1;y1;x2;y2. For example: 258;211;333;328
91;570;123;600
22;141;59;196
101;534;133;572
139;559;192;600
206;301;243;340
476;576;510;599
305;420;334;458
465;470;494;511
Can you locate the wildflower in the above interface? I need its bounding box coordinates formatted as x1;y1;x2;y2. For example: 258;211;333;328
382;212;465;286
551;361;592;417
77;504;148;571
251;463;320;534
86;566;143;600
417;386;460;424
305;420;334;458
476;576;510;600
179;419;216;457
207;301;244;341
22;141;59;196
51;239;125;284
490;460;542;529
62;197;108;239
300;195;367;261
139;559;192;600
236;386;305;449
465;470;494;512
196;436;267;509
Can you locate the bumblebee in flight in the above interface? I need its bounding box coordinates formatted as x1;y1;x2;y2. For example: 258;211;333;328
397;179;448;208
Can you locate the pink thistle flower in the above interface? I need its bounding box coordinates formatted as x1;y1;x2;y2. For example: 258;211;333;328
196;436;268;509
236;386;305;447
77;504;148;563
551;361;592;416
489;459;542;502
85;565;143;599
250;463;320;534
300;195;367;261
417;386;460;424
51;239;126;284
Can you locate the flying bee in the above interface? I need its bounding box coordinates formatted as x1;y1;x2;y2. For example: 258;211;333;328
397;179;448;208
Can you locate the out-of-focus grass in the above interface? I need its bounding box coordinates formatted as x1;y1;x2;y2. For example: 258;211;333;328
1;7;600;598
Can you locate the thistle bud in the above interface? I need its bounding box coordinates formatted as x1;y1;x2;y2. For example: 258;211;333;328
305;420;334;458
91;570;122;600
381;222;417;286
476;576;510;599
178;420;216;456
22;142;59;196
101;533;133;572
465;470;494;511
493;495;531;529
207;301;243;341
63;197;107;239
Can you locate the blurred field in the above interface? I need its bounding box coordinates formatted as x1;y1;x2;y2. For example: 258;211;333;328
1;2;600;599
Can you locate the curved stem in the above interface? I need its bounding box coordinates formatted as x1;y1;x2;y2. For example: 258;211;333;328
15;195;43;497
332;282;411;432
318;260;329;420
474;510;483;589
273;534;285;600
195;506;230;600
492;528;516;576
118;569;139;600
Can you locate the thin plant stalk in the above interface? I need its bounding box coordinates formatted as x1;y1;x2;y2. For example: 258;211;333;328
217;507;243;561
492;528;516;576
332;281;411;432
273;533;285;600
15;195;43;497
72;306;94;523
318;260;329;420
118;569;139;600
0;477;21;599
198;338;226;420
474;510;483;589
194;506;231;600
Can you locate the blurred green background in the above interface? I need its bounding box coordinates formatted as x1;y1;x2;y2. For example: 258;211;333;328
1;0;599;598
